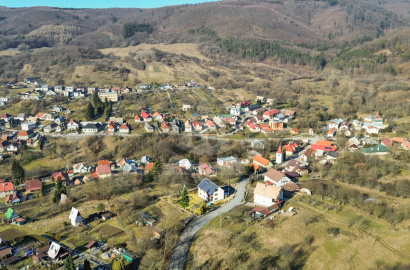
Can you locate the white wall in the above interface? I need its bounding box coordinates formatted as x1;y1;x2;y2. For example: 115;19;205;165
254;193;274;207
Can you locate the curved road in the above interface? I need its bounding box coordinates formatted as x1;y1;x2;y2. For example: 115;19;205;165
169;177;249;270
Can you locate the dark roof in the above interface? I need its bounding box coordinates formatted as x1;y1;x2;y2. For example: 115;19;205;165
83;123;99;129
197;178;219;195
3;255;19;265
327;151;339;158
26;179;42;191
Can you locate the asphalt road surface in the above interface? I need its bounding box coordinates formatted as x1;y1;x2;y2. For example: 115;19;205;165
169;177;249;270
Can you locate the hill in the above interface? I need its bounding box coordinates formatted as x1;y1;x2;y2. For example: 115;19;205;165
0;0;409;50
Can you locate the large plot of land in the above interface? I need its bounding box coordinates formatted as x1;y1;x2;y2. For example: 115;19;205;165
0;228;27;242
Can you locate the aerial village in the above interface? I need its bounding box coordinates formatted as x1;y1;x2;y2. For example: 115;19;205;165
0;79;408;269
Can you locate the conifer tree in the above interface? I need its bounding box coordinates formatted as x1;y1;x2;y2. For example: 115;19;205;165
11;160;25;185
64;254;75;270
85;103;95;120
180;185;189;208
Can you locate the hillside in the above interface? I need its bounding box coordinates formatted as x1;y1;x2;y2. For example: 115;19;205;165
0;0;409;50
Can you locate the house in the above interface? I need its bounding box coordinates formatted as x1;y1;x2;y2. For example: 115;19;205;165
141;111;152;122
73;163;90;174
21;122;36;131
381;138;392;148
107;123;116;134
256;96;267;103
247;122;260;133
134;115;142;122
5;207;19;221
346;137;361;151
263;109;280;119
152;112;163;122
311;141;336;152
96;165;112;178
352;120;362;130
144;123;154;133
264;169;291;187
141;156;151;165
98;91;118;102
137;212;157;226
83;123;99;134
327;128;337;138
364;114;382;123
284;159;309;176
327;151;339;163
300;148;314;162
253;183;283;207
26;179;42;193
362;144;389;155
182;104;191;111
328;119;344;129
67;120;80;131
53;171;69;184
161;122;170;133
6;143;19;153
361;136;378;145
198;164;216;177
283;110;296;118
197;178;225;202
0;181;14;198
192;122;203;131
290;128;300;135
69;207;83;226
217;156;237;166
0;114;13;123
245;104;260;112
178;159;192;170
44;123;58;133
363;125;380;134
17;130;33;140
184;121;193;132
253;155;273;170
206;120;217;130
15;113;27;122
230;107;241;116
119;123;130;133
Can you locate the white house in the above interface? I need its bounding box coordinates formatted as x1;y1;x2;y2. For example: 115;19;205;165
67;120;80;131
178;159;192;170
264;169;291;187
182;104;191;111
184;121;193;132
230;107;241;116
197;178;224;202
73;163;90;174
254;182;283;207
217;156;237;166
47;242;62;260
82;123;99;134
69;207;83;226
21;122;37;131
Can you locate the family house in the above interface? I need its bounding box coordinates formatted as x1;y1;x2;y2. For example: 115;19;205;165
21;122;36;131
254;183;283;207
141;111;152;122
217;156;237;166
198;164;216;177
192;122;203;131
25;179;42;193
83;123;99;134
53;171;69;185
264;169;291;187
134;114;142;122
184;121;193;132
17;130;33;140
0;181;14;198
161;122;170;133
197;178;224;202
69;207;83;226
67;120;80;131
182;104;191;111
96;165;112;178
284;160;309;176
144;123;154;133
263;109;280;120
119;123;130;133
73;163;90;174
206;120;217;130
178;159;192;170
253;155;273;170
362;144;389;155
311;141;336;152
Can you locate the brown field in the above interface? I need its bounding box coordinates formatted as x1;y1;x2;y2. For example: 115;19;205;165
0;228;27;241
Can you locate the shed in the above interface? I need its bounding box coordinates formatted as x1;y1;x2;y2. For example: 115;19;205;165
121;250;136;262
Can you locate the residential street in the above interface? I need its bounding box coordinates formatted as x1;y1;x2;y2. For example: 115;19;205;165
168;177;249;270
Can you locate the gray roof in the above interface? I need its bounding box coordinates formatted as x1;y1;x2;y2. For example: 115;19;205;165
198;178;219;195
83;123;98;129
327;151;339;158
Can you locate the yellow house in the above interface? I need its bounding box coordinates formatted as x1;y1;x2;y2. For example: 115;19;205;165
98;92;118;102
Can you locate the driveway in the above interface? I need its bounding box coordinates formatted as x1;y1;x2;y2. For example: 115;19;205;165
169;177;249;270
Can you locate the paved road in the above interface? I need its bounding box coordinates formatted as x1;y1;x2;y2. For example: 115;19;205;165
169;177;249;270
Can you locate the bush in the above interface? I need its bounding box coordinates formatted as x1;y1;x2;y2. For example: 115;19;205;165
326;227;340;237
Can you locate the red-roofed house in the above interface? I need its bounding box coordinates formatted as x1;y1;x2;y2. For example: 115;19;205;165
53;171;69;184
248;122;260;133
0;114;13;122
141;111;152;122
263;109;280;119
119;123;130;133
107;123;116;135
0;181;14;198
96;165;112;178
145;162;154;173
26;179;42;193
98;160;111;166
290;128;300;135
381;138;392;147
192;122;203;131
134;114;142;122
206;120;217;130
161;122;170;133
17;130;33;140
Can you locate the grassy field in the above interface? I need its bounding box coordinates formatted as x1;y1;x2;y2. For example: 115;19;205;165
188;193;410;269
